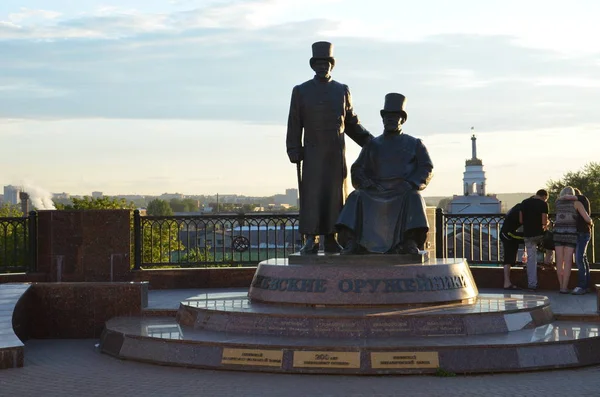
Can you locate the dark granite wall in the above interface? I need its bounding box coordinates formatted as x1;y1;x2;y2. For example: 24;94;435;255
36;210;131;282
14;282;148;339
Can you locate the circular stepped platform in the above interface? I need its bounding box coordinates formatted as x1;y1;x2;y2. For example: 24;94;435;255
177;294;554;338
100;292;600;375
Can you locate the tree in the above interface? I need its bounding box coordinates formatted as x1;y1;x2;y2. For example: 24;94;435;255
55;196;135;210
0;204;27;272
546;162;600;262
546;162;600;213
182;198;200;212
437;197;453;212
147;199;174;216
169;198;185;212
0;203;23;217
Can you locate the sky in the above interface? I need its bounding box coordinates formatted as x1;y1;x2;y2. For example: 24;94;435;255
1;0;599;198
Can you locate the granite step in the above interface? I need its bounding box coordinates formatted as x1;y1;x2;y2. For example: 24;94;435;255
101;315;600;374
0;283;31;369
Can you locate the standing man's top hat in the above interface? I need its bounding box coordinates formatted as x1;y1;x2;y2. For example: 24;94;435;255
310;41;335;68
380;93;408;121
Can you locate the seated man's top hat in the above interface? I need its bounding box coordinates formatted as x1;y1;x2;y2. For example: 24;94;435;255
310;41;335;68
380;93;408;121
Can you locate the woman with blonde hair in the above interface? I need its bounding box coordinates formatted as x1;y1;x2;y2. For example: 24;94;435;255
554;186;594;293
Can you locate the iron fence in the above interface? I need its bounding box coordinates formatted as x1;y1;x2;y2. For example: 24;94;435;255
133;210;301;269
5;209;597;272
0;212;37;273
436;209;600;266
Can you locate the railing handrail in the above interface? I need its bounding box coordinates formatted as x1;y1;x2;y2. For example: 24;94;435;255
436;209;600;266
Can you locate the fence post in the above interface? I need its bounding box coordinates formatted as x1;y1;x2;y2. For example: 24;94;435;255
435;208;444;259
28;211;37;272
133;209;141;270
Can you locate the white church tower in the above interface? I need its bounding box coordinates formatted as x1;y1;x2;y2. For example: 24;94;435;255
463;134;486;196
448;129;501;214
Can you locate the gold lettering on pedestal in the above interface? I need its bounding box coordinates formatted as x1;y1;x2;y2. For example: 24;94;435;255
221;348;283;367
293;351;360;369
371;352;439;369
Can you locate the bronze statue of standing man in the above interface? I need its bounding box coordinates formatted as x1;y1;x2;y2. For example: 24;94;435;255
286;41;373;254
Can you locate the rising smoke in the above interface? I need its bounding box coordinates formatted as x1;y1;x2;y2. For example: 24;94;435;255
21;183;56;210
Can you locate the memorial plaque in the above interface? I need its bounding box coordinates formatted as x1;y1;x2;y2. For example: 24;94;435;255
221;348;283;367
371;352;439;369
293;351;360;369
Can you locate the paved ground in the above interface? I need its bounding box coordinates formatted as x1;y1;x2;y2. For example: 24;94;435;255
1;288;599;397
1;339;600;397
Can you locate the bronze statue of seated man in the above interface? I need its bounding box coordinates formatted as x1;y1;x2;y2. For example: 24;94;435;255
335;93;434;255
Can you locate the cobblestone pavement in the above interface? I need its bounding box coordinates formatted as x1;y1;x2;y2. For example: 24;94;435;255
2;340;600;397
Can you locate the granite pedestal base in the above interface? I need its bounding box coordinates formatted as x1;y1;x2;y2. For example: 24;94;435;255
101;290;600;375
248;257;478;306
99;257;600;374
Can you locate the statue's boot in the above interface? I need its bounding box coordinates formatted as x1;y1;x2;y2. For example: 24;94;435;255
299;235;319;255
340;239;359;255
402;239;419;254
323;234;341;253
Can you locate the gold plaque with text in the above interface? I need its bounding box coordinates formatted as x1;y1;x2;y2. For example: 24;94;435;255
293;351;360;369
221;348;283;367
371;352;439;369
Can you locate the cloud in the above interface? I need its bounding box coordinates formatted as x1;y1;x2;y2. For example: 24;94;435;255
0;4;599;138
8;8;62;24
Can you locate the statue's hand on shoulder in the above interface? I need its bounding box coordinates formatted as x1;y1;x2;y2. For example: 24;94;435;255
288;148;304;164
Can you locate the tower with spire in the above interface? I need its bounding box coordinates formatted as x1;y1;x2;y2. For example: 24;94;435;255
447;128;501;214
463;131;485;196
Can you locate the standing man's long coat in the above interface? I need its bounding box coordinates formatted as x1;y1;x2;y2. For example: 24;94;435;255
287;76;372;235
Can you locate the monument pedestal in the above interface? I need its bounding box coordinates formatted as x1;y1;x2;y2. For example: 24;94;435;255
100;256;600;375
248;255;477;306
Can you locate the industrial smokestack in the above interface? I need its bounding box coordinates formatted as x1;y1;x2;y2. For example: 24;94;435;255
19;192;30;215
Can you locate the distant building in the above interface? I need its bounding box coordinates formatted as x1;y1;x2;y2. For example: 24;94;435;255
448;134;501;214
52;192;70;200
285;188;298;207
3;185;21;205
272;188;299;207
159;193;185;200
92;191;103;198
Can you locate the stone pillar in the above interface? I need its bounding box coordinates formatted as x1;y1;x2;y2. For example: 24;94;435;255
36;210;131;282
426;206;436;254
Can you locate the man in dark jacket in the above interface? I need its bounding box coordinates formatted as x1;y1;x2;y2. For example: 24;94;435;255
286;41;373;254
500;203;524;289
335;93;433;255
519;189;549;291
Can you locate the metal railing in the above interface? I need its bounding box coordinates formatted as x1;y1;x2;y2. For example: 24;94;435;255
436;209;600;266
0;212;37;273
133;210;301;269
4;209;597;273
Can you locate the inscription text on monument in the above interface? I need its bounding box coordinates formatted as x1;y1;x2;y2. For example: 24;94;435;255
293;351;360;369
221;348;283;367
371;352;439;369
252;274;468;294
